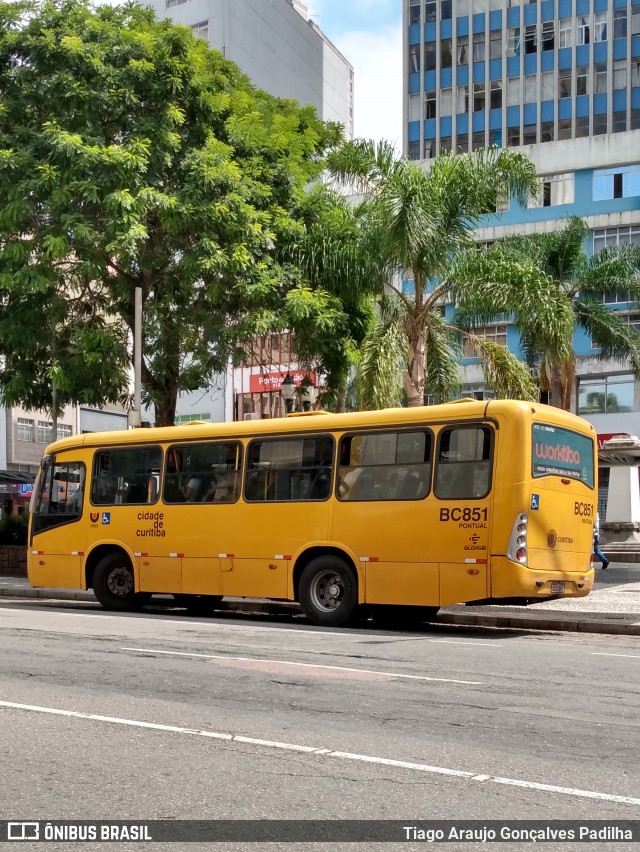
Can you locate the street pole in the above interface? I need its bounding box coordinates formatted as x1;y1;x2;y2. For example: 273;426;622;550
130;287;142;428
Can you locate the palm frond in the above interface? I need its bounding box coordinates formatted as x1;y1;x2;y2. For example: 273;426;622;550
358;313;409;410
423;313;463;402
469;337;539;401
575;301;640;374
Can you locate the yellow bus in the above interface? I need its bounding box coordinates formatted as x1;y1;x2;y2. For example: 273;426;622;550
28;399;597;628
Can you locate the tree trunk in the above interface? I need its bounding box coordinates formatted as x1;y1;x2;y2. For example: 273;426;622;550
404;317;426;407
335;383;347;413
154;386;178;427
548;361;571;411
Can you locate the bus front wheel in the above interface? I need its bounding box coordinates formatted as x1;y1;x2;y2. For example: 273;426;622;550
298;556;358;627
92;553;146;612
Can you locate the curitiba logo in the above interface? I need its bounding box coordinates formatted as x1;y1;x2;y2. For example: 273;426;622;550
534;443;581;464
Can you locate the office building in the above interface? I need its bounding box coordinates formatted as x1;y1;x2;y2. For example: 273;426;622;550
404;1;640;448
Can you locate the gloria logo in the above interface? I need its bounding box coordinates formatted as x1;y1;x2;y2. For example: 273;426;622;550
547;529;557;548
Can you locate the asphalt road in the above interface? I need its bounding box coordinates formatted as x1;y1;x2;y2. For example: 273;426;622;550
1;600;639;851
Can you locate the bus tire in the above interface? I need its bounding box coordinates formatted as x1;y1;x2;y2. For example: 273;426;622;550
298;556;358;627
371;605;439;630
92;553;146;612
173;594;222;614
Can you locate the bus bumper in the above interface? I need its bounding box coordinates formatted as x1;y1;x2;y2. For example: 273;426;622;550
490;556;595;600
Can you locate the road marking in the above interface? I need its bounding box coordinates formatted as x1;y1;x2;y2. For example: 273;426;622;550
1;699;639;806
120;647;482;685
591;652;640;659
428;640;502;648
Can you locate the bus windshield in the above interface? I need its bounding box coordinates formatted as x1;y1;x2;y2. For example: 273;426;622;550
531;423;594;488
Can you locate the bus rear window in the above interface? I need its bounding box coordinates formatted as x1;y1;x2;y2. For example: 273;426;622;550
532;423;594;488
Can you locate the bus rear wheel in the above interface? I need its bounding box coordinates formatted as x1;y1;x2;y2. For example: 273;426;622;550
92;553;147;612
173;594;222;614
298;556;358;627
371;605;439;630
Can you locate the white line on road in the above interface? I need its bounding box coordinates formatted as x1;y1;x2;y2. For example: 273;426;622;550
591;652;640;659
428;640;502;647
1;699;639;806
120;646;482;685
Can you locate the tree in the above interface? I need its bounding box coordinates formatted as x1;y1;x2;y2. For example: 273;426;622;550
467;218;640;409
326;141;571;408
0;0;342;424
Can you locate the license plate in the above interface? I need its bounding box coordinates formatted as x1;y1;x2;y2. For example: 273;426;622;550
551;581;565;594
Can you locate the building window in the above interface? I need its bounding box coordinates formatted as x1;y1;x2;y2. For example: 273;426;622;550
425;1;437;23
613;60;627;90
613;111;627;133
409;93;421;122
440;136;453;153
558;69;572;99
409;0;421;26
37;421;53;444
593;226;640;252
507;27;520;57
594;11;608;43
529;173;575;208
633;109;640;131
440;0;452;21
57;424;73;440
558;118;572;140
559;18;573;49
17;418;34;442
166;0;187;7
463;325;507;357
473;33;485;63
633;4;640;36
540;121;554;143
524;24;537;54
425;90;437;119
191;21;208;42
593;166;640;201
522;124;537;145
490;31;502;61
473;82;485;112
632;61;640;88
594;63;608;94
408;141;421;160
472;131;485;151
576;65;589;96
441;39;453;69
578;375;635;416
490;80;502;110
460;385;496;401
457;84;470;114
440;88;453;116
424;42;436;71
410;45;421;73
575;115;589;137
524;74;536;103
593;113;608;135
457;135;469;154
577;16;590;46
614;8;628;40
457;35;469;65
507;126;520;146
541;71;554;101
424;139;436;159
541;21;555;51
507;77;520;106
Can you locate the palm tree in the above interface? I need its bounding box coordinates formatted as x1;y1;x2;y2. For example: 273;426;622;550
326;141;573;407
461;218;640;409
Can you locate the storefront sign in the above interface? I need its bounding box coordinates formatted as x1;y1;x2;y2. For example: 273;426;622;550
248;371;314;394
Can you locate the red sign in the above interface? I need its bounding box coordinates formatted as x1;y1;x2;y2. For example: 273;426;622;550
597;432;629;449
248;370;314;394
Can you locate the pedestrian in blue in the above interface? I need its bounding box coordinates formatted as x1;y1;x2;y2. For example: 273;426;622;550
593;512;609;570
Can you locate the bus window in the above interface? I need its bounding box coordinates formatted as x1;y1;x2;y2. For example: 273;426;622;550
163;442;243;504
32;460;86;533
337;431;432;501
91;446;162;506
244;436;333;502
435;426;493;500
532;423;594;488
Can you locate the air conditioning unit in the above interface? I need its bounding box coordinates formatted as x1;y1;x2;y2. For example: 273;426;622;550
244;413;260;420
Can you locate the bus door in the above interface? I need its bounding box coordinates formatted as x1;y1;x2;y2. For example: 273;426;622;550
30;458;87;589
332;429;439;607
433;425;494;606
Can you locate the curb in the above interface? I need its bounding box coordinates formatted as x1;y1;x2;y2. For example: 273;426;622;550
2;586;640;636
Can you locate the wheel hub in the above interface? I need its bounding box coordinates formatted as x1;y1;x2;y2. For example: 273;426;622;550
106;566;133;597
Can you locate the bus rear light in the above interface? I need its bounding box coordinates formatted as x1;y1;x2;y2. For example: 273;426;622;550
507;512;528;567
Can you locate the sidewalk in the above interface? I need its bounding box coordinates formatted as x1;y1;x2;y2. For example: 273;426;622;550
2;568;640;636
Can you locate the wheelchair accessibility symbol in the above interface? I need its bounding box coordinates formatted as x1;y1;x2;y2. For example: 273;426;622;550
102;512;111;525
530;494;540;511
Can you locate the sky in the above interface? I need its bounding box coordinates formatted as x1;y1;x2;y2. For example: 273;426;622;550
304;0;402;148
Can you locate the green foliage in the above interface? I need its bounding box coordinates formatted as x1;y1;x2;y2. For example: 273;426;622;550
0;0;343;423
0;512;28;545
